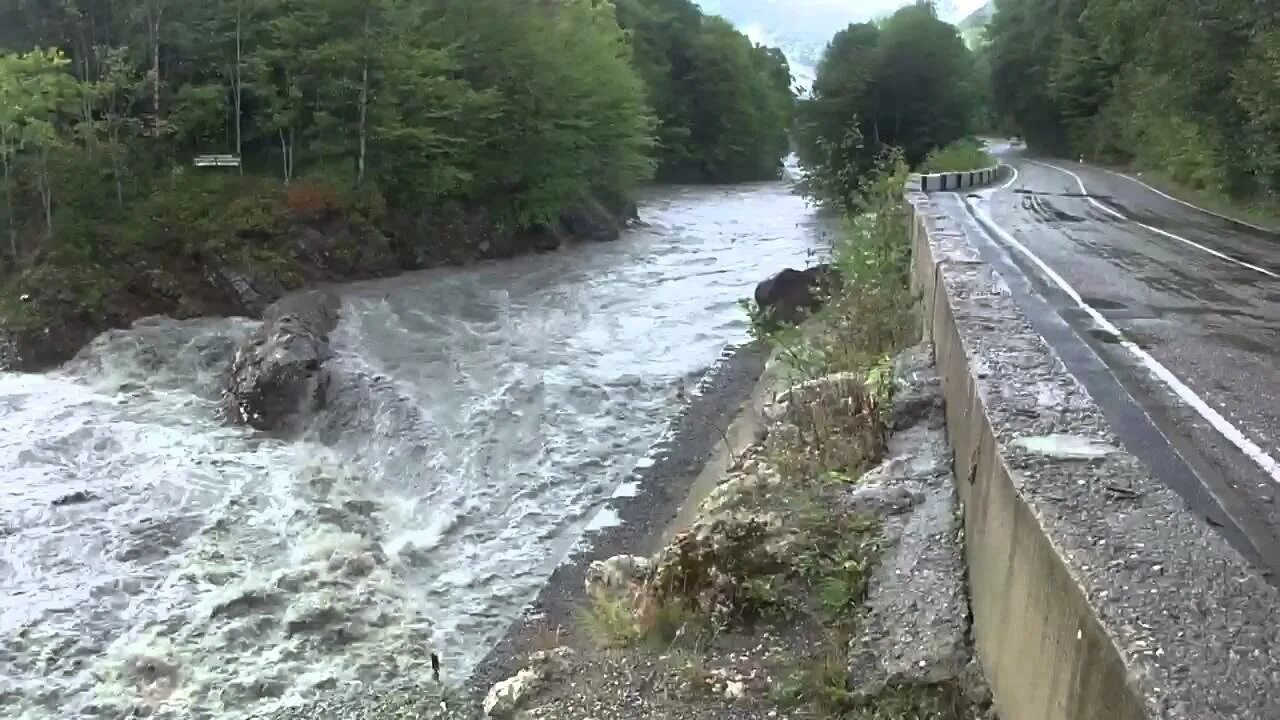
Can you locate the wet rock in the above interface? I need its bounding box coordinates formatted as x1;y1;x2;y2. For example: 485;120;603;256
844;482;921;517
584;555;651;600
557;199;623;243
753;264;840;326
0;329;16;371
847;344;976;702
220;290;339;432
769;371;870;423
51;490;98;507
1012;433;1117;459
644;511;787;622
889;345;945;431
483;647;576;718
210;264;287;317
484;667;540;718
288;221;398;280
697;461;781;516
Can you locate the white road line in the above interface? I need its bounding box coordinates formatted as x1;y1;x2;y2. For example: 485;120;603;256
1099;167;1276;235
969;163;1019;195
968;200;1280;485
1026;160;1280;280
998;163;1019;190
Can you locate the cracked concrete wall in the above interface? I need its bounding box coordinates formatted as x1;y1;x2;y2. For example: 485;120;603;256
907;188;1280;720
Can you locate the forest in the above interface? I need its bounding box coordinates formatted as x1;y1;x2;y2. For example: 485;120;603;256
793;2;983;211
0;0;794;273
984;0;1280;202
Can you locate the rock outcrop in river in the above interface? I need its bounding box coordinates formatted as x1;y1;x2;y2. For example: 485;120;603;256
221;290;340;432
753;263;840;326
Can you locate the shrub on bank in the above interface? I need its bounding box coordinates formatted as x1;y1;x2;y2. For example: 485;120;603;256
918;139;995;173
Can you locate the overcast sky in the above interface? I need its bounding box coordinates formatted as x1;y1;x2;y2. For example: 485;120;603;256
692;0;990;88
695;0;989;36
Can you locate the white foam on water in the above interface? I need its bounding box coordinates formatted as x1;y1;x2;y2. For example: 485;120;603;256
1;181;833;719
611;482;642;499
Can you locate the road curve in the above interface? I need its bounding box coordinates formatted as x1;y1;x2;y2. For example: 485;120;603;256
960;148;1280;577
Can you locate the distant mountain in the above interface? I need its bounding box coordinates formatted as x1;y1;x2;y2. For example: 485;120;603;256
957;2;995;48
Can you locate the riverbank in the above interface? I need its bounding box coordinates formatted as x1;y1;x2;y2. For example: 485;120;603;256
274;160;996;720
298;336;995;720
458;343;992;720
0;185;633;372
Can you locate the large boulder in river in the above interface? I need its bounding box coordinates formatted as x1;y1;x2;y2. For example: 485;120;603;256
557;198;625;243
220;290;340;432
753;264;840;326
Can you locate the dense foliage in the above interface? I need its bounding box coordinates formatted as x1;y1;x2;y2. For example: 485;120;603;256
617;0;796;182
918;139;995;173
986;0;1280;199
0;0;795;273
794;2;982;209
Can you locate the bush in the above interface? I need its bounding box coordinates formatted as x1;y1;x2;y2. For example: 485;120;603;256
284;181;342;219
918;139;994;173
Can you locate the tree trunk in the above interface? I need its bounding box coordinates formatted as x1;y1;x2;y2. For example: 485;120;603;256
110;127;125;208
357;9;370;187
278;127;295;184
357;62;368;186
152;29;160;130
1;131;14;260
79;51;96;152
149;3;165;136
234;0;243;174
279;128;290;184
39;150;53;243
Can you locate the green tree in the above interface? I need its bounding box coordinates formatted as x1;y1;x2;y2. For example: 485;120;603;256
1234;31;1280;192
4;50;78;244
0;53;23;259
796;2;980;208
617;0;794;182
987;0;1280;199
92;45;143;208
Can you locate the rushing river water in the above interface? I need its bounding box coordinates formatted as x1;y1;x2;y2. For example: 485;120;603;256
0;177;835;719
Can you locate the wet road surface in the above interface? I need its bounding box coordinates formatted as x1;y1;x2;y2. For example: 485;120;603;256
960;149;1280;577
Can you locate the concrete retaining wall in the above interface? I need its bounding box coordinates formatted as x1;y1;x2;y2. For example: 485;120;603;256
910;165;1000;192
907;188;1280;719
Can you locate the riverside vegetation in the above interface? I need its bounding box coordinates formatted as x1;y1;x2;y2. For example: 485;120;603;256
792;2;988;213
0;0;795;369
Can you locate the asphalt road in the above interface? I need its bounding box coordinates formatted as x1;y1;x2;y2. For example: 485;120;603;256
959;147;1280;577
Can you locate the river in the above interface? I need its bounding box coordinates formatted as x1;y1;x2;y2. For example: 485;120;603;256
0;176;835;719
